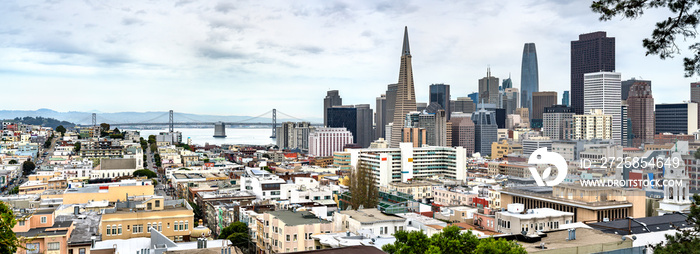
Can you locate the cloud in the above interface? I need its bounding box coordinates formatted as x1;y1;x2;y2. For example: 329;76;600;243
121;17;145;26
197;45;249;60
214;2;236;13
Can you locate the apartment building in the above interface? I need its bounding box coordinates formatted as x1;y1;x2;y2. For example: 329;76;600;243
261;210;334;253
333;208;405;237
495;204;574;235
100;196;194;242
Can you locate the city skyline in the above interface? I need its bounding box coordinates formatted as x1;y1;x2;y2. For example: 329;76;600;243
1;0;697;119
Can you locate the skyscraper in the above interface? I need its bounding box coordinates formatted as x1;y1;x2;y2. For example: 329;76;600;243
562;91;570;106
584;72;621;144
323;90;342;126
501;76;513;90
467;92;479;106
656;103;698;134
454;97;475;114
691;82;700;127
531;91;558;129
627;81;654;146
542;105;574;140
621;78;650;101
385;83;398;135
503;88;519;115
472;106;498;156
451;113;475;155
390;27;417;147
521;43;539;117
429;84;451;119
355;104;374;148
478;68;499;105
571;32;616;115
326;106;357;143
375;94;386;140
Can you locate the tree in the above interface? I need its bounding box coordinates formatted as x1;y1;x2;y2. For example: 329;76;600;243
591;0;700;76
113;128;120;134
8;187;18;195
0;201;23;254
219;221;248;239
22;160;35;176
347;160;379;210
133;169;157;178
383;226;525;254
650;193;700;253
55;125;66;136
219;222;251;253
74;141;81;153
7;160;17;165
695;148;700;159
100;123;110;132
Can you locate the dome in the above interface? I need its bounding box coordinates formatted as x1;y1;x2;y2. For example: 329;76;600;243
190;219;211;238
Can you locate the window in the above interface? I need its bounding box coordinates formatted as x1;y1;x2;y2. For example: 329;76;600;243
18;220;25;226
179;221;184;231
147;203;152;210
184;221;188;230
112;224;117;235
174;221;179;231
158;222;162;231
26;243;40;254
380;227;384;234
133;224;143;234
118;225;122;235
293;234;297;241
79;248;86;254
107;225;111;236
286;234;290;242
41;216;47;224
155;200;160;207
148;223;152;232
48;242;60;251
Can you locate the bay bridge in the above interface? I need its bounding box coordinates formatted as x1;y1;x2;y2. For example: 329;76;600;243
78;109;321;138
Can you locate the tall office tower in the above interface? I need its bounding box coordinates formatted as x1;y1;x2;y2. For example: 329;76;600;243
478;68;499;104
402;127;427;147
451;112;475;155
627;81;654;146
501;75;513;90
355;104;374;148
326;106;357;144
542;105;574;140
454;97;475;113
385;84;398;134
584;72;621;144
430;84;451;119
449;100;456;114
621;78;650;101
515;108;529;123
531;91;558;129
323;90;342;126
521;43;539;116
621;104;631;147
390;27;418;147
471;106;498;156
562;91;570;106
375;94;386;140
656;103;699;134
502;88;519;115
571;31;615;114
467;92;479;106
691;82;700;127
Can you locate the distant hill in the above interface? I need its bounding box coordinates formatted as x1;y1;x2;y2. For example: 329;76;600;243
14;116;76;129
0;109;321;126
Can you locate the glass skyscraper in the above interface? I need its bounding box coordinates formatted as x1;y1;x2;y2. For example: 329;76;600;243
520;43;539;119
429;84;451;119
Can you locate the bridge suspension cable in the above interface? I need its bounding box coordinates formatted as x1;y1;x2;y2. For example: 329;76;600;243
276;110;306;122
140;112;170;123
238;110;273;123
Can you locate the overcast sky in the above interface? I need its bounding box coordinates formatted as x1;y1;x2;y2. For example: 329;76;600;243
1;0;696;120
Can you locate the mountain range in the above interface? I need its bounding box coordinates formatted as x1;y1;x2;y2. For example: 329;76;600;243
0;109;321;125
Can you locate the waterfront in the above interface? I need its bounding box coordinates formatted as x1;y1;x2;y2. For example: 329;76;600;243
130;128;276;146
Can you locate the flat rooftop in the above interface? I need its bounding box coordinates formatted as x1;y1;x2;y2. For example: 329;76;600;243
521;228;626;253
339;209;404;224
268;210;330;226
500;208;574;219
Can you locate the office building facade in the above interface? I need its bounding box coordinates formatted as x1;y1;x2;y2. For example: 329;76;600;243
521;43;539;116
542;105;574;140
478;68;499;105
323;90;342;126
390;27;417;147
584;72;621;144
531;91;558;128
571;32;615;115
429;84;451;119
655;103;699;134
309;127;354;157
472;107;498;156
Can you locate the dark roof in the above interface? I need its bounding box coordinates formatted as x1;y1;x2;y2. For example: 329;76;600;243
288;246;385;254
101;158;137;170
588;213;691;235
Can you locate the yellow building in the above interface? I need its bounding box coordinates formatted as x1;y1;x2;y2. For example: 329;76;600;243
100;196;194;242
62;180;155;205
491;140;513;159
332;152;352;171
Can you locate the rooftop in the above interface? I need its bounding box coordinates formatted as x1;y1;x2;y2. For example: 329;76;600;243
268;210;330;226
588;213;691;235
339;208;404;224
520;228;628;253
500;208;574;219
100;158;137;170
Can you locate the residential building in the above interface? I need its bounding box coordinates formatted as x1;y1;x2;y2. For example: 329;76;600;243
495;204;574;235
491;140;513;160
276;122;314;151
240;169;286;200
655;103;699;134
380;181;437;201
521;43;539;117
572;109;613;141
349;143;467;186
571;31;616;115
333;208;405;237
390;27;418;148
100;197;194;242
542;105;574;140
261;210;333;253
308;127;354;157
13;208;74;254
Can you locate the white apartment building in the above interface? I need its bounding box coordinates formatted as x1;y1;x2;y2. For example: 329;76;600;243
584;72;621;144
573;109;613;140
308;127;353;157
240;169;286;200
349;143;467;186
333;208;406;237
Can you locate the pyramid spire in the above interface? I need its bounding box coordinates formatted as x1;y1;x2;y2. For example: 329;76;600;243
402;26;410;56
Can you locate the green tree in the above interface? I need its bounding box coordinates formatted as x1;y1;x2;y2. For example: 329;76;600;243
148;135;156;145
133;169;157;178
219;221;248;239
55;125;66;136
22;160;35;176
74;141;81;153
8;187;18;195
347;160;379;210
188;201;203;225
695;148;700;159
7;160;17;165
100;123;110;132
591;0;700;76
651;193;700;253
0;201;23;254
383;226;526;254
113;128;120;134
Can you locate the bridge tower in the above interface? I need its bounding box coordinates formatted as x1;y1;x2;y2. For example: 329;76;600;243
270;109;277;138
169;110;174;133
92;113;99;138
213;122;227;138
